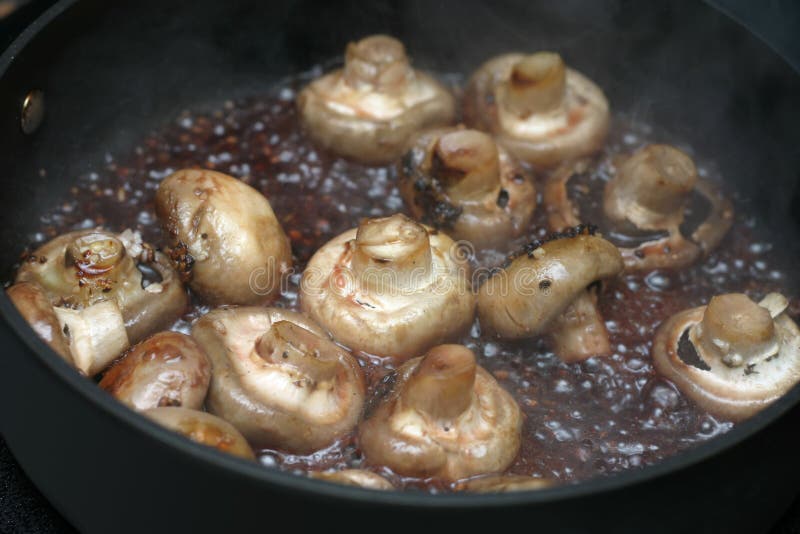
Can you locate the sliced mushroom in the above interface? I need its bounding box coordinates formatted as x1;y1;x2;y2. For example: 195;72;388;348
300;213;475;362
544;144;734;271
358;344;522;480
653;292;800;422
464;52;609;169
144;407;255;460
53;301;129;376
192;307;365;454
6;282;73;364
308;469;394;490
477;226;623;362
297;35;456;164
100;331;211;411
155;169;292;305
16;228;188;345
398;127;536;249
457;474;552;493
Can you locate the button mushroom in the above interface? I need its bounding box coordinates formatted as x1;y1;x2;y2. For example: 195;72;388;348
155;169;292;305
99;331;211;411
398;127;537;249
296;34;456;164
457;474;551;493
477;226;624;362
144;407;255;460
300;213;475;362
6;282;73;365
15;229;188;374
192;307;365;453
544;144;734;271
464;52;609;169
359;344;521;480
308;469;394;490
652;292;800;422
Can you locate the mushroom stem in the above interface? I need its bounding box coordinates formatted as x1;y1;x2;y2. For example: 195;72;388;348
53;300;130;375
350;214;433;292
255;320;340;382
66;232;126;275
404;345;477;420
504;52;567;116
431;130;501;200
343;35;411;92
548;290;612;362
604;144;698;231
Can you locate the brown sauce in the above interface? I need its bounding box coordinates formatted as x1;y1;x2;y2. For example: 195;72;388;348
15;72;800;492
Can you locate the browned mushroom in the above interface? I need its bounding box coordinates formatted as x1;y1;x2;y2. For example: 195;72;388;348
544;144;734;271
296;35;456;164
358;344;522;480
398;127;537;249
155;169;292;305
464;52;609;169
457;474;552;493
99;331;211;411
300;213;475;362
308;469;394;490
477;226;623;362
6;282;73;365
144;407;255;460
192;307;365;454
15;229;188;374
653;292;800;422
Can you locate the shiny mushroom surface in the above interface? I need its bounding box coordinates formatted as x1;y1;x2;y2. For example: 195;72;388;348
15;229;188;373
100;331;211;411
544;144;734;271
6;282;73;365
398;127;537;249
192;307;365;453
300;213;475;362
359;344;521;480
477;226;624;362
457;474;552;493
297;35;456;164
464;52;609;169
144;407;255;460
308;469;394;490
653;292;800;422
155;169;292;305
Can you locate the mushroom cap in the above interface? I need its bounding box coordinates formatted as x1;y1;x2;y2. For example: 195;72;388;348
477;230;623;339
309;469;394;490
300;214;475;361
15;229;188;344
7;282;73;364
144;407;255;460
192;306;365;453
458;474;552;493
155;169;292;306
358;344;522;480
399;126;537;249
653;293;800;421
297;35;456;164
464;52;609;168
100;331;211;411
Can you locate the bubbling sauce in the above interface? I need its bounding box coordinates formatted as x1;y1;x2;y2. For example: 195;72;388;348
17;73;799;492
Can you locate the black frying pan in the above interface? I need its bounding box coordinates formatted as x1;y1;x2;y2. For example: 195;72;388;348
1;1;800;532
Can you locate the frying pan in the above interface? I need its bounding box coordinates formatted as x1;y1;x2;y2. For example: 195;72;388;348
1;1;800;532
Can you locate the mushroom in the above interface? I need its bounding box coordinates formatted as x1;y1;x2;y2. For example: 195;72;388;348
100;331;211;411
398;127;537;249
15;229;188;374
296;34;456;164
477;226;624;362
155;169;292;305
464;52;609;169
144;407;255;460
652;292;800;422
192;307;365;453
300;213;475;362
457;474;551;493
544;144;734;271
359;344;522;480
6;282;73;365
308;469;394;490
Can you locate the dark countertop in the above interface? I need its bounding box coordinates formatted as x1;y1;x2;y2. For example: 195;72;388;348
1;1;799;533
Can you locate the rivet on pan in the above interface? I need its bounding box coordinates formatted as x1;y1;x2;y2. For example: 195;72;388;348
21;89;45;134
